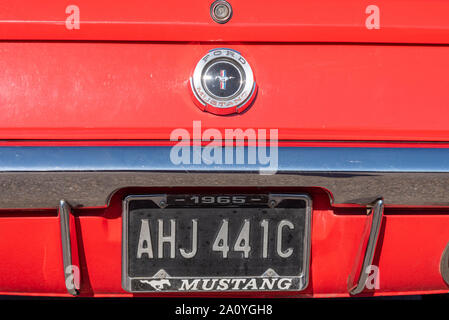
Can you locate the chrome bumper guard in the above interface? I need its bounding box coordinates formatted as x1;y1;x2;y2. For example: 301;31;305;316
348;199;384;295
58;200;80;296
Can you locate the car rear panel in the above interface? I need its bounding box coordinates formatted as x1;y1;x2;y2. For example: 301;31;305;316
0;0;449;297
1;42;449;141
2;0;449;44
1;189;448;297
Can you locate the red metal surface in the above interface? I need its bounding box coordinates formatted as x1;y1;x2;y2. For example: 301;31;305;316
1;0;449;298
1;0;449;44
1;42;449;141
0;188;448;297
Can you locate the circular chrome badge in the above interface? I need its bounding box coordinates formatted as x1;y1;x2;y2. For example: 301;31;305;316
190;48;257;115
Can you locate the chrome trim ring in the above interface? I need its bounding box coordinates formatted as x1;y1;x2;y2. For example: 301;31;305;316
190;48;256;115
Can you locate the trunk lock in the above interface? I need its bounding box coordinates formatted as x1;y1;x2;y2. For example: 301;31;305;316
210;0;233;24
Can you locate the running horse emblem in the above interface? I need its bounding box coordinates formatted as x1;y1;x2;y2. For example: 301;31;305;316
140;279;171;291
215;70;234;90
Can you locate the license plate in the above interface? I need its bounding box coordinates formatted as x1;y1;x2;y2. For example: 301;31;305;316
122;194;312;292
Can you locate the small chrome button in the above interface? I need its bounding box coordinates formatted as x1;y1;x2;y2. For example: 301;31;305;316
210;0;232;24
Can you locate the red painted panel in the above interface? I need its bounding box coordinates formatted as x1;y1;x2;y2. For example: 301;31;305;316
1;42;449;141
0;190;448;297
0;216;67;294
1;0;449;44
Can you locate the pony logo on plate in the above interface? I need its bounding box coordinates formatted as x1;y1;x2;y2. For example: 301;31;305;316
140;279;171;291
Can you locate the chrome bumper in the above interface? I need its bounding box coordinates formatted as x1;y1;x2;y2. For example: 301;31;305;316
1;146;449;208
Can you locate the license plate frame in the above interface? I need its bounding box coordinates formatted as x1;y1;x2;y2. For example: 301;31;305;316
122;193;312;293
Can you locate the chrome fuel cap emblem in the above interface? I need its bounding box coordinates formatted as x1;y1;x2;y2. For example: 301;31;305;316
190;48;257;115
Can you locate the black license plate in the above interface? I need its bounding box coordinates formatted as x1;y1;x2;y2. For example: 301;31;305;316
122;194;311;292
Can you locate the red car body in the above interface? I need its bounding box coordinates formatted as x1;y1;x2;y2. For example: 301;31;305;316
0;0;448;297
